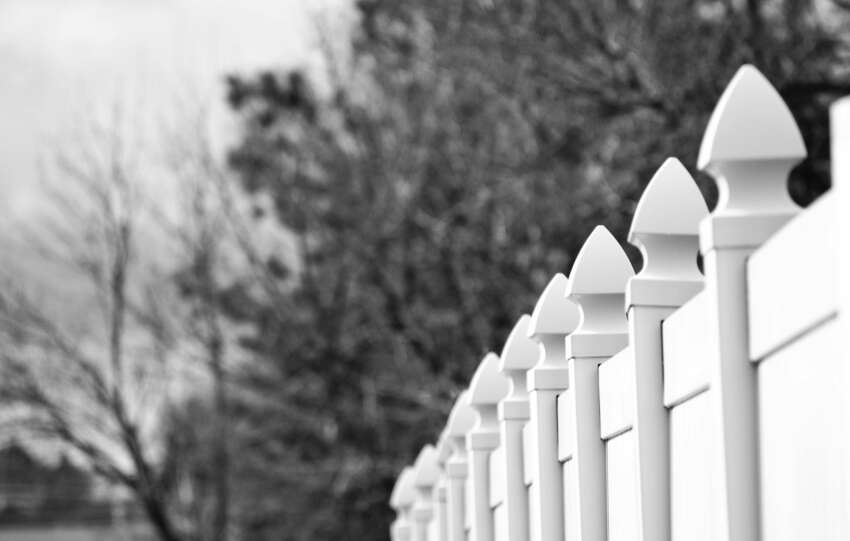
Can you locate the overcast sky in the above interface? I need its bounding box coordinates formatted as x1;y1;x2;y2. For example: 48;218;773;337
0;0;352;218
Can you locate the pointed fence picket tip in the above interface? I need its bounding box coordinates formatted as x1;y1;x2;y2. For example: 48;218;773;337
446;390;476;436
628;158;709;242
527;273;580;336
698;64;806;170
566;226;634;296
390;466;416;510
499;314;539;372
412;444;441;488
468;352;509;406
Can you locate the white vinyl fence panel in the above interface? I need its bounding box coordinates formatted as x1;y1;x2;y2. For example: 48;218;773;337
389;65;850;541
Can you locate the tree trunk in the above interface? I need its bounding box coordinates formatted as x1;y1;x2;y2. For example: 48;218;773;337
141;492;183;541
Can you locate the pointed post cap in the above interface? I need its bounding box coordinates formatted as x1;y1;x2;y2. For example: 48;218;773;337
566;226;634;297
412;444;441;488
499;315;539;372
468;352;509;406
528;273;580;336
446;390;475;437
390;466;416;510
698;65;805;170
629;158;709;242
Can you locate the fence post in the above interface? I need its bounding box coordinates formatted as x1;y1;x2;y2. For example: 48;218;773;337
446;391;476;541
624;158;708;541
467;353;510;541
435;431;452;541
526;273;580;541
391;467;416;541
697;65;805;541
561;226;633;541
413;444;441;541
497;314;538;541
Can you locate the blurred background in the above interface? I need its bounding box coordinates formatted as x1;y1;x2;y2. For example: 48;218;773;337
0;0;846;539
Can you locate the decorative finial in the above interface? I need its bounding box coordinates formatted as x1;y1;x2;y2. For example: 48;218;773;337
499;314;539;400
468;352;510;409
698;65;805;218
446;391;475;451
528;273;580;338
412;444;440;491
627;158;708;308
566;226;633;344
390;466;416;511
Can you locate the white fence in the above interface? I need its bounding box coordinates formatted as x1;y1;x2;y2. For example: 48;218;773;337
388;65;850;541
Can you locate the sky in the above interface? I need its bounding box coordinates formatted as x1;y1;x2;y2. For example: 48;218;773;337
0;0;353;218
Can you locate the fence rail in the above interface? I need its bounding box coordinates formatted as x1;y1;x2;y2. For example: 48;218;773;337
389;65;850;541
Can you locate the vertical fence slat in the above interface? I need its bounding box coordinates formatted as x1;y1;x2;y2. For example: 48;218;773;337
468;353;510;541
413;445;441;541
561;226;633;541
392;467;417;541
622;158;707;541
497;314;538;541
696;65;805;541
446;392;476;541
525;273;580;541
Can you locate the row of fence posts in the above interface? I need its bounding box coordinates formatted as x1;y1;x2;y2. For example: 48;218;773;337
389;65;849;541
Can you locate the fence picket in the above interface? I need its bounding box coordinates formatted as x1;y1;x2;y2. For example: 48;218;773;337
609;158;707;541
391;467;416;541
560;226;633;541
467;353;509;541
697;64;806;541
445;391;476;541
496;315;538;541
524;273;579;541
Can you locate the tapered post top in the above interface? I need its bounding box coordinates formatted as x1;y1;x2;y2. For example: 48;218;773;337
391;466;417;512
627;158;709;309
446;391;475;454
498;314;539;420
566;226;633;358
528;273;580;340
698;65;806;250
500;314;539;398
527;273;579;391
413;444;441;491
468;353;509;450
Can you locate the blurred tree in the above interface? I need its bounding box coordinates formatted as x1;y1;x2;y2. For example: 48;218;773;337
0;101;251;541
223;0;849;539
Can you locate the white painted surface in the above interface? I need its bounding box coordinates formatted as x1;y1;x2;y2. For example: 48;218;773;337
748;193;838;360
758;319;848;541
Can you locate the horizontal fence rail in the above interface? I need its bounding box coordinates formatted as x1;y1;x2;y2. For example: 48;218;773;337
389;65;850;541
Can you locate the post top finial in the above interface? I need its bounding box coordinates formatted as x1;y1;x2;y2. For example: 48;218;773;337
390;466;416;510
698;64;805;171
499;314;539;372
468;352;509;406
629;158;709;242
446;390;475;437
528;273;580;336
566;226;634;297
412;444;440;488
